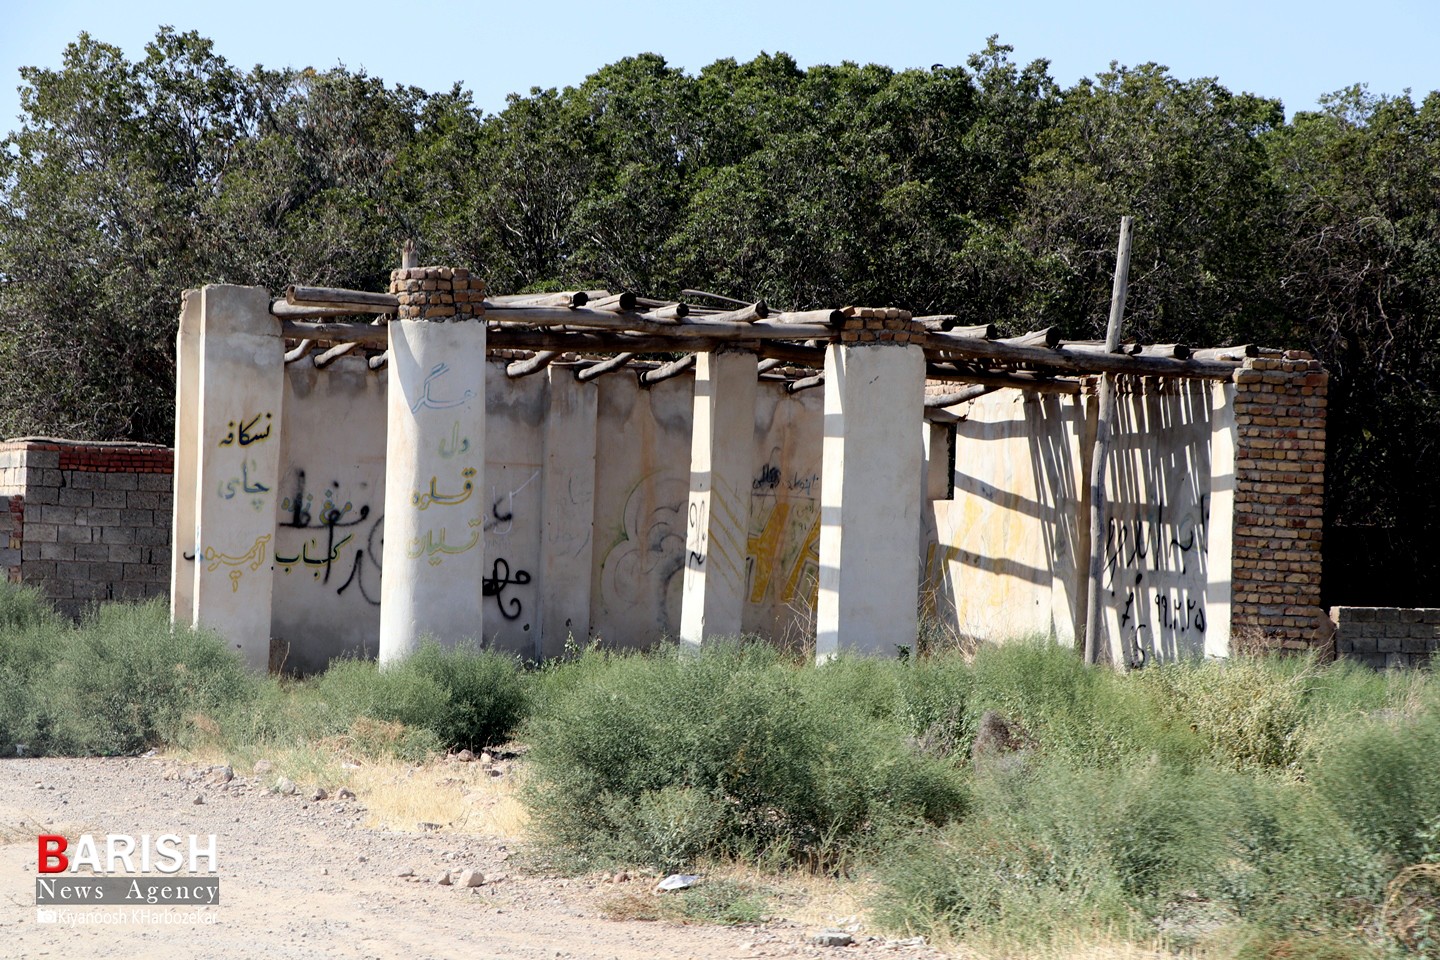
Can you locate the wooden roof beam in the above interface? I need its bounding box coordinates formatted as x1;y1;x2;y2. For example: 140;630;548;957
926;363;1083;395
921;331;1239;380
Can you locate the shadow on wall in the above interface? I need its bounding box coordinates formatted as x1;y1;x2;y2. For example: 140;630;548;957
923;382;1218;664
1103;380;1212;665
924;392;1086;645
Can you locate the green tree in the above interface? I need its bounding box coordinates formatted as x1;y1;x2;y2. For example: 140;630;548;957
1268;87;1440;595
0;29;251;440
1019;63;1285;345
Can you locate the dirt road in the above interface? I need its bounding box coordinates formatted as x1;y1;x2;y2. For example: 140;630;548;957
0;757;942;960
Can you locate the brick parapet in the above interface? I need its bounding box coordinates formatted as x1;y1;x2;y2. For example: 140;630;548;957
2;438;173;615
1229;355;1329;651
837;306;923;345
1332;606;1440;669
388;266;485;321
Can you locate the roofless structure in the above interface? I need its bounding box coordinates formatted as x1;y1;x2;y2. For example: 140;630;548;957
171;266;1328;672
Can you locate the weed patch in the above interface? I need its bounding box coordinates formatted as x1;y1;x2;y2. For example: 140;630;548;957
523;641;968;872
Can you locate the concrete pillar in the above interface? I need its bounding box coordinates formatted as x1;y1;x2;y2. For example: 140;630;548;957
816;313;927;659
1204;380;1237;658
191;285;285;671
679;349;759;647
379;267;488;664
170;289;201;624
536;366;598;659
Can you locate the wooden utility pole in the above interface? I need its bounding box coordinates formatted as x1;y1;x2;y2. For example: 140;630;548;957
1082;216;1134;667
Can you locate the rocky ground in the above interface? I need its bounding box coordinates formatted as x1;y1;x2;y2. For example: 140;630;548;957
0;757;945;960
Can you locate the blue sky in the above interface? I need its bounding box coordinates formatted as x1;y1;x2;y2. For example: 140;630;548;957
2;0;1438;131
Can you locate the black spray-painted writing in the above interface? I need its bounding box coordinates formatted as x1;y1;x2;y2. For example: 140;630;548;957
482;557;532;620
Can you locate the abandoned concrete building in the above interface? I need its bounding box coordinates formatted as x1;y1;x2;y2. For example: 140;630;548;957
67;252;1334;676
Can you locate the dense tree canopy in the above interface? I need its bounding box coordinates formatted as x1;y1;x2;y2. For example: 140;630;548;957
2;29;1438;602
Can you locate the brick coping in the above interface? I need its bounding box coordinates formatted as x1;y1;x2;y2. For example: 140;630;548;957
1;438;172;452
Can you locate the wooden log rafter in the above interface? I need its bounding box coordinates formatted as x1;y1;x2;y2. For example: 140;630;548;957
924;384;1000;408
925;363;1083;395
638;354;695;386
283;339;314;364
506;350;559;378
273;284;1258;382
313;342;359;369
575;353;636;381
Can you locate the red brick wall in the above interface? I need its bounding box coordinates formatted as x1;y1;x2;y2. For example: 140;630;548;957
1230;356;1329;650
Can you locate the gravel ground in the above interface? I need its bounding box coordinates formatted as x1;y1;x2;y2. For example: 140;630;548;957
0;757;946;960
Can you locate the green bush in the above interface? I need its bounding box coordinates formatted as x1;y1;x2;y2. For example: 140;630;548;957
965;640;1200;767
875;758;1386;950
1217;777;1384;929
403;641;529;749
1311;712;1440;866
874;760;1234;945
0;581;58;632
523;641;968;871
0;588;527;760
895;652;974;759
22;601;256;755
312;641;527;751
1139;654;1333;773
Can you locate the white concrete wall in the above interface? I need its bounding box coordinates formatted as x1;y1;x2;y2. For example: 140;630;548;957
188;324;1231;668
477;361;546;651
189;285;285;671
815;342;926;658
271;354;388;673
925;381;1221;662
589;372;694;648
261;363;825;664
1099;379;1214;663
743;382;825;646
925;391;1089;645
378;321;490;663
680;350;761;646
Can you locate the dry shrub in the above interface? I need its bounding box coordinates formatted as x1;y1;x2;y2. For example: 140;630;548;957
1383;863;1440;954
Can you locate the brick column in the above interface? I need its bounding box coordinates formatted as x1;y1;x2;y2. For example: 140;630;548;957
378;266;488;664
192;286;286;671
816;308;927;659
1229;354;1328;650
1;495;21;583
679;348;759;648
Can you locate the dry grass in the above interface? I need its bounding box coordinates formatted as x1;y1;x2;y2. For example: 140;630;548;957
598;888;664;922
350;758;529;837
171;744;530;839
0;816;100;846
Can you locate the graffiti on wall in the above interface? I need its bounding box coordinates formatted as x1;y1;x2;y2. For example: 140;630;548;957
598;474;689;632
483;469;540;535
277;469;384;605
218;413;273;447
1104;495;1209;664
410;363;475;413
277;470;372;582
335;514;384;606
483;557;531;620
412;467;477;510
744;500;821;608
203;534;272;593
744;454;823;614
